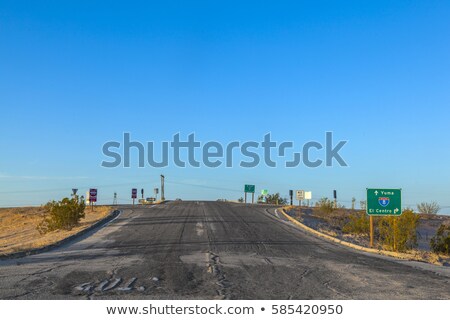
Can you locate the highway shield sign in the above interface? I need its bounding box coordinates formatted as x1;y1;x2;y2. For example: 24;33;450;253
367;188;402;216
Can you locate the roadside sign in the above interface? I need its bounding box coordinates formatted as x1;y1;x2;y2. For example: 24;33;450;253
261;189;268;195
132;188;137;199
366;188;402;216
304;191;312;200
244;185;255;193
296;190;305;200
89;189;97;203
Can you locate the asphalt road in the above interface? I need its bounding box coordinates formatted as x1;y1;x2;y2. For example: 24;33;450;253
1;201;449;299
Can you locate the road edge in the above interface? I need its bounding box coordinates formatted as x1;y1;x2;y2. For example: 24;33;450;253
0;209;121;261
276;208;435;263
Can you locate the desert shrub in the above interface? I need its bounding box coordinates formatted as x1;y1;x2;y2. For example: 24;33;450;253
430;224;450;255
417;201;440;215
265;193;288;205
360;201;367;210
343;212;370;235
37;197;86;234
377;209;419;252
316;197;334;214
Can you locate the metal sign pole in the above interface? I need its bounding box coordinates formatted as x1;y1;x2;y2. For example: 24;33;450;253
394;218;397;252
370;216;374;248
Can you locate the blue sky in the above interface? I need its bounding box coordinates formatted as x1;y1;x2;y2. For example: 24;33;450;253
0;1;449;212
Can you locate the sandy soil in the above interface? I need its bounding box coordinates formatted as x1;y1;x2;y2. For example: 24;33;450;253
0;205;112;256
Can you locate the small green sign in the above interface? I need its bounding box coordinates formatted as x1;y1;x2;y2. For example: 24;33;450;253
245;184;255;193
261;189;268;195
367;188;402;216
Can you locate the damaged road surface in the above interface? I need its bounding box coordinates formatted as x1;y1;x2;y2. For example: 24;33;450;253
1;201;450;299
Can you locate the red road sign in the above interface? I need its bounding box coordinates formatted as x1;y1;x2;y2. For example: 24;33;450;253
132;188;137;199
89;188;97;202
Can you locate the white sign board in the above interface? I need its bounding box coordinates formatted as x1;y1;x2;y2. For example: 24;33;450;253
304;191;312;200
296;190;305;200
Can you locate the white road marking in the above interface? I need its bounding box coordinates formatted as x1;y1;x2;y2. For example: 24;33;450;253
75;283;92;292
95;280;109;292
196;222;204;236
117;278;137;291
102;278;121;291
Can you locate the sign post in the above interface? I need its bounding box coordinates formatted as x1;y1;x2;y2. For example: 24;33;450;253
366;188;402;248
296;190;305;206
304;191;312;207
333;190;337;209
132;188;137;205
244;185;255;204
89;188;97;212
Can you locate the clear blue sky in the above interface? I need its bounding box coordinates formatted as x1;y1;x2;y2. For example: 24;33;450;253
1;1;449;212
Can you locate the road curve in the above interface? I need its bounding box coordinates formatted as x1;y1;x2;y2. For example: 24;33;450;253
0;201;449;299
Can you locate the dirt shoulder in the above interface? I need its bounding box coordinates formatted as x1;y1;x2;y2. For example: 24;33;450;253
0;205;113;256
281;206;450;266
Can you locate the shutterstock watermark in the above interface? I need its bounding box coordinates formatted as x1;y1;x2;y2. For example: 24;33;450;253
101;132;348;168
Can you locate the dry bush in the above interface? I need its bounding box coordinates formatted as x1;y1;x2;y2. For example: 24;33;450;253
343;211;370;235
37;197;86;234
430;224;450;255
377;209;419;252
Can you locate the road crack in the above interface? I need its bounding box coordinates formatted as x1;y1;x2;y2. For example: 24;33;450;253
207;251;231;299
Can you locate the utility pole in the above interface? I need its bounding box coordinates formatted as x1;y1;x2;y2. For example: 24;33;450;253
160;175;165;201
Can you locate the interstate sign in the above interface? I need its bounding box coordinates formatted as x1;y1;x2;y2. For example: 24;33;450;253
366;188;402;216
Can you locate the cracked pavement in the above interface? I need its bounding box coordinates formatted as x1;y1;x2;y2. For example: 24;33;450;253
0;201;450;299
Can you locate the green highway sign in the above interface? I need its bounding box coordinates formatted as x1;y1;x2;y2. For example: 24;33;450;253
244;184;255;193
366;188;402;216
